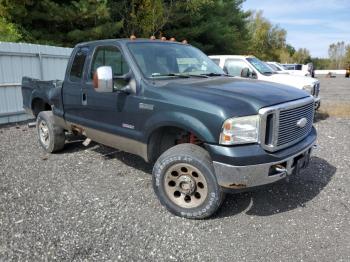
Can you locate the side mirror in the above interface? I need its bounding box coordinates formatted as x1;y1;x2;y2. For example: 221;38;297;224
241;68;251;78
113;71;135;94
93;66;113;92
251;71;257;79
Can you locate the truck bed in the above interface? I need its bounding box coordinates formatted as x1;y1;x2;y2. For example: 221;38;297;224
21;77;63;117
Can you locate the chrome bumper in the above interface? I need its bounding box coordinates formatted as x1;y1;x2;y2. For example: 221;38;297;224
213;142;316;190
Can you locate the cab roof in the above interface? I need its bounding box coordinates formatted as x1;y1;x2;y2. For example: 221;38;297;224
76;38;188;48
209;55;256;60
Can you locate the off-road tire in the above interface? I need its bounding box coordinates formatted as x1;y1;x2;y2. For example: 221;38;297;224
37;111;65;153
153;143;224;219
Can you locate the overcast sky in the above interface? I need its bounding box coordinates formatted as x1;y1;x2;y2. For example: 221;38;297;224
242;0;350;58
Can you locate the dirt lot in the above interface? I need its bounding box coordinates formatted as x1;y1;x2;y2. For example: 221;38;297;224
0;77;350;261
316;75;350;118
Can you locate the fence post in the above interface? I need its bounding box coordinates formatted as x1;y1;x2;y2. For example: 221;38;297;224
38;52;44;80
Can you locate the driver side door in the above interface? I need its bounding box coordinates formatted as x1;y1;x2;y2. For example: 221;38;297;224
80;45;133;136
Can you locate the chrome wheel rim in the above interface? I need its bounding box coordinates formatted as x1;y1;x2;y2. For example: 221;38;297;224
38;120;50;147
164;163;208;209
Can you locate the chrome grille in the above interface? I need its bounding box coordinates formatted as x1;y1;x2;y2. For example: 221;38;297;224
277;102;314;147
259;97;314;152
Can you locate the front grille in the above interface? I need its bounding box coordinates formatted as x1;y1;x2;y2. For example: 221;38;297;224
259;97;314;152
277;102;314;147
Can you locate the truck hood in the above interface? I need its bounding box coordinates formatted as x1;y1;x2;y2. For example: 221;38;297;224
157;77;310;117
264;73;318;89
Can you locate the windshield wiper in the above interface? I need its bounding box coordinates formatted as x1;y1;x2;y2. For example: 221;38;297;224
151;73;190;78
200;73;229;77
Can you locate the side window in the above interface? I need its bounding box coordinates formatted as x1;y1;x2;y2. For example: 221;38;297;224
224;59;249;77
90;46;130;78
268;63;280;71
295;64;302;70
69;47;88;82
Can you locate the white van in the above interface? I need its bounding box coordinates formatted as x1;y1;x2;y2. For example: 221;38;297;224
210;55;320;109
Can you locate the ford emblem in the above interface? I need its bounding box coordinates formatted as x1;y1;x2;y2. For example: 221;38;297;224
296;117;307;128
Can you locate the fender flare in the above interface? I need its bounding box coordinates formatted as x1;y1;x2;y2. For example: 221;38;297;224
143;111;217;143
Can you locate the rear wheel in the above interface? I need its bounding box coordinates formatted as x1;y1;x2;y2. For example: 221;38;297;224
153;143;224;219
37;111;65;153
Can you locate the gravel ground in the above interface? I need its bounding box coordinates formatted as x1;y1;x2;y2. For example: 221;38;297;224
316;75;350;103
0;116;349;261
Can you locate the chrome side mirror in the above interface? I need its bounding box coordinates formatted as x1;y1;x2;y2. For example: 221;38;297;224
241;67;251;78
93;66;113;92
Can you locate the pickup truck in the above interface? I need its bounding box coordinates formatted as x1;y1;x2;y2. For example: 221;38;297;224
282;63;311;77
209;55;321;110
266;61;310;77
22;39;317;219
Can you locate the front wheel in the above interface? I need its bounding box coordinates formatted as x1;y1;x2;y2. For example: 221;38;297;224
152;144;224;219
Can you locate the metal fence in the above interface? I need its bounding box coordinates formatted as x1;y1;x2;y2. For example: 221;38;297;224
0;42;72;124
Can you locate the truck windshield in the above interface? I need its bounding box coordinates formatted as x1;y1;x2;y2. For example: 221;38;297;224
267;63;280;71
127;42;225;78
246;57;274;75
276;62;287;70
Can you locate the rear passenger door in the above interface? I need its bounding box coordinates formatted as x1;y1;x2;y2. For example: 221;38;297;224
62;46;89;124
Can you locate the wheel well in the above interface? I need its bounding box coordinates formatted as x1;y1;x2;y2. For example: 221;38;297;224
147;126;204;163
32;98;51;117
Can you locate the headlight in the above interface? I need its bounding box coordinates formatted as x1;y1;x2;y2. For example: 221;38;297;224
302;85;313;94
219;115;260;145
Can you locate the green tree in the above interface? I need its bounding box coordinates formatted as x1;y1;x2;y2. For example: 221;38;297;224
311;58;331;70
279;49;293;63
345;45;350;65
292;48;311;64
115;0;173;37
246;11;287;61
286;44;296;56
0;0;123;46
163;0;250;55
0;18;22;42
328;41;347;69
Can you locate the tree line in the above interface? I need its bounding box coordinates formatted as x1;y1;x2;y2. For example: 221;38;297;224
0;0;349;69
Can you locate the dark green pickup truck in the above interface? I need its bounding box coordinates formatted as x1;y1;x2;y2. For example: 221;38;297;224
22;39;317;219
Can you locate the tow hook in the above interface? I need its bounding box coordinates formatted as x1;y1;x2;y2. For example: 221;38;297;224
274;164;287;174
269;164;287;177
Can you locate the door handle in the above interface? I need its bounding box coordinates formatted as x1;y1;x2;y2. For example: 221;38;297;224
82;91;87;105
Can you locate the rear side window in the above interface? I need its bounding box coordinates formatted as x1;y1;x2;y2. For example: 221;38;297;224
295;64;302;70
284;65;294;70
69;47;89;82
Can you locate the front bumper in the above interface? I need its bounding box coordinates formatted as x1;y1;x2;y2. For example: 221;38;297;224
206;128;317;190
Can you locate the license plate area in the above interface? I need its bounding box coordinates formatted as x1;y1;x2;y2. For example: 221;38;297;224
292;148;312;174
